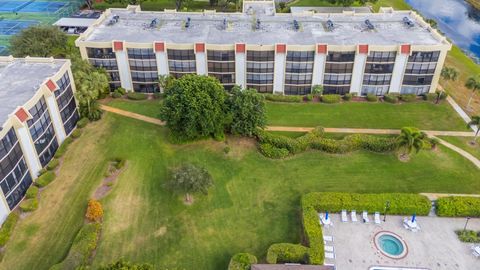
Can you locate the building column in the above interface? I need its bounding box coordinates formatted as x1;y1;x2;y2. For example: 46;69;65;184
235;43;246;89
0;196;9;224
113;41;133;91
350;44;368;95
44;80;67;143
389;44;410;94
13;108;42;178
312;44;327;86
273;44;286;94
429;49;449;93
195;43;207;75
154;42;169;77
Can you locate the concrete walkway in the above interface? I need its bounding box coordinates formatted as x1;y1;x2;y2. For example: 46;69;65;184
100;104;480;169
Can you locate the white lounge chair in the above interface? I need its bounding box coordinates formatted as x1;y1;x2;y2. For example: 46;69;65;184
374;212;381;224
362;211;369;223
325;245;335;252
325;252;336;259
324;235;334;242
341;209;348;222
351;210;358;222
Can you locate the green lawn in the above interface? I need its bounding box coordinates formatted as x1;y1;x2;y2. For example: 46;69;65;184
439;136;480;160
2;113;480;270
106;98;163;119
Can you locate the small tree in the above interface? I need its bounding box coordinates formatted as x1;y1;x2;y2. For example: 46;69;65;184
465;76;480;110
98;259;153;270
227;86;266;136
167;164;213;203
467;116;480;145
160;74;227;141
158;74;174;93
311;85;324;97
228;253;258;270
85;199;103;222
441;66;459;81
10;25;67;58
396;127;425;160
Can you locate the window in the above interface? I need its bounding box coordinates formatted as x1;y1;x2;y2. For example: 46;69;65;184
408;51;440;62
207;50;235;61
402;75;433;85
247;73;274;84
362;85;389;96
326;52;355;62
129;59;157;71
133;83;159;93
286;51;314;62
247;62;274;73
323;74;352;85
87;48;115;59
362;74;392;86
364;63;394;74
208;62;235;73
27;98;58;166
284;85;311;95
89;59;118;71
0;129;17;158
167;49;195;60
285;73;312;85
367;51;396;62
246;51;274;93
246;51;274;62
131;72;158;82
286;62;313;73
325;63;354;74
323;85;351;95
247;85;273;93
127;48;155;60
405;62;437;74
207;50;235;87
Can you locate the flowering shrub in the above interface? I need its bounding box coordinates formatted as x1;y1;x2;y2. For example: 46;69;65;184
85;199;103;222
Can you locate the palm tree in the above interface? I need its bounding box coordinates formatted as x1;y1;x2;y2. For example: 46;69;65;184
465;76;480;110
441;67;459;81
396;127;425;159
467;116;480;145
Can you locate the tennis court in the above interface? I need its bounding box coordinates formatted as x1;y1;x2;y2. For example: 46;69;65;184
0;1;33;12
0;20;38;35
0;1;66;13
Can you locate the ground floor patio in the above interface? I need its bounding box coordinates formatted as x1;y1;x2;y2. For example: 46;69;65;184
322;214;480;269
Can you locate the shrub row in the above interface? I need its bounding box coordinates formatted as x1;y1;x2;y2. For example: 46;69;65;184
366;94;378;102
0;212;19;247
264;94;303;103
25;186;38;199
301;200;324;264
126;92;148;100
49;222;102;270
436;196;480;217
46;159;60;171
228;253;258;270
266;243;309;264
36;171;56;188
76;118;89;129
19;198;38;212
71;129;82;139
399;94;417;102
383;94;399;104
321;94;341;104
302;192;431;216
456;230;480;243
54;137;74;158
259;143;290;159
112;87;127;98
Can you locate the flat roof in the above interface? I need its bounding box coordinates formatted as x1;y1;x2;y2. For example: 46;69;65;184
251;265;335;270
54;17;97;27
290;6;372;14
0;58;66;128
81;7;445;46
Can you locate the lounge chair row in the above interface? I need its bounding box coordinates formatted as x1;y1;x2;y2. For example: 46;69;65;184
341;210;381;224
324;234;335;260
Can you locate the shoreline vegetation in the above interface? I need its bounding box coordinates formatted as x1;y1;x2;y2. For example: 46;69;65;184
467;0;480;10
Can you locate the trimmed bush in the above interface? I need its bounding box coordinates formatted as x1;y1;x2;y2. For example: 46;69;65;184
383;94;399;104
85;199;104;222
126;92;148;100
423;93;437;102
35;171;56;187
266;243;309;264
115;87;127;95
54;137;74;158
25;186;39;199
259;143;290;159
46;159;60;171
76;118;89;129
456;230;480;243
0;212;19;247
50;222;102;270
37;168;47;177
366;94;378;102
228;253;258;270
256;129;307;154
436;196;480;217
400;94;417;102
111;91;122;98
302;192;431;216
264;94;303;103
113;157;126;170
321;94;341;104
302;200;324;264
305;94;314;102
20;198;38;212
71;129;82;139
343;93;353;101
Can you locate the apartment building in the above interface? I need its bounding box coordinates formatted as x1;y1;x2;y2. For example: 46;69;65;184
0;56;79;223
75;1;451;96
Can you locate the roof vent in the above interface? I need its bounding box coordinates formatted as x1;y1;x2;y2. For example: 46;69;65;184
326;19;334;31
256;19;261;30
149;18;159;28
364;19;374;30
403;17;415;28
185;17;191;28
108;15;119;26
293;20;300;31
223;18;227;30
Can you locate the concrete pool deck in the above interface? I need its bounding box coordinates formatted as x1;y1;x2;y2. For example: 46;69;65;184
322;215;480;269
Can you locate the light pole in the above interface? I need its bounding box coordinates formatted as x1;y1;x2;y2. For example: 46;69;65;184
464;217;471;231
383;200;390;222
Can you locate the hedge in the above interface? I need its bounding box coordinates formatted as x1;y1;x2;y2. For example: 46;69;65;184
54;137;74;158
50;222;102;270
266;243;309;264
423;93;437;102
302;192;431;216
46;159;60;171
25;186;39;199
111;91;122;98
259;143;290;159
366;94;378;102
436;196;480;217
20;198;38;212
115;87;127;95
228;253;257;270
321;94;341;104
383;94;399;104
36;171;56;188
76;118;89;129
400;94;417;102
0;212;19;247
301;200;324;264
127;92;148;100
71;129;82;139
264;94;303;103
343;93;353;101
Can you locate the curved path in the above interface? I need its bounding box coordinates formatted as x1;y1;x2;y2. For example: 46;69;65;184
100;104;480;169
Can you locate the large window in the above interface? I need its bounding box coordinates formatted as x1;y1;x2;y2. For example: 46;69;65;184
246;50;275;93
55;73;79;135
167;49;196;78
402;51;439;95
323;52;354;95
207;50;235;90
362;51;396;96
128;48;159;93
0;128;32;210
87;47;119;89
27;98;58;167
284;51;314;95
87;48;115;59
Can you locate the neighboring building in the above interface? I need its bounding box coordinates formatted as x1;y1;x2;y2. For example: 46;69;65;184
75;1;451;96
0;56;79;223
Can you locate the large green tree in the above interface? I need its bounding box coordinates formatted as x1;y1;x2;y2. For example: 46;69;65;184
160;74;227;141
167;164;213;203
10;25;67;58
227;86;266;136
396;127;425;159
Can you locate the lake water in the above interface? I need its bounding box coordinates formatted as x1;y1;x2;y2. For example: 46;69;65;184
406;0;480;62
